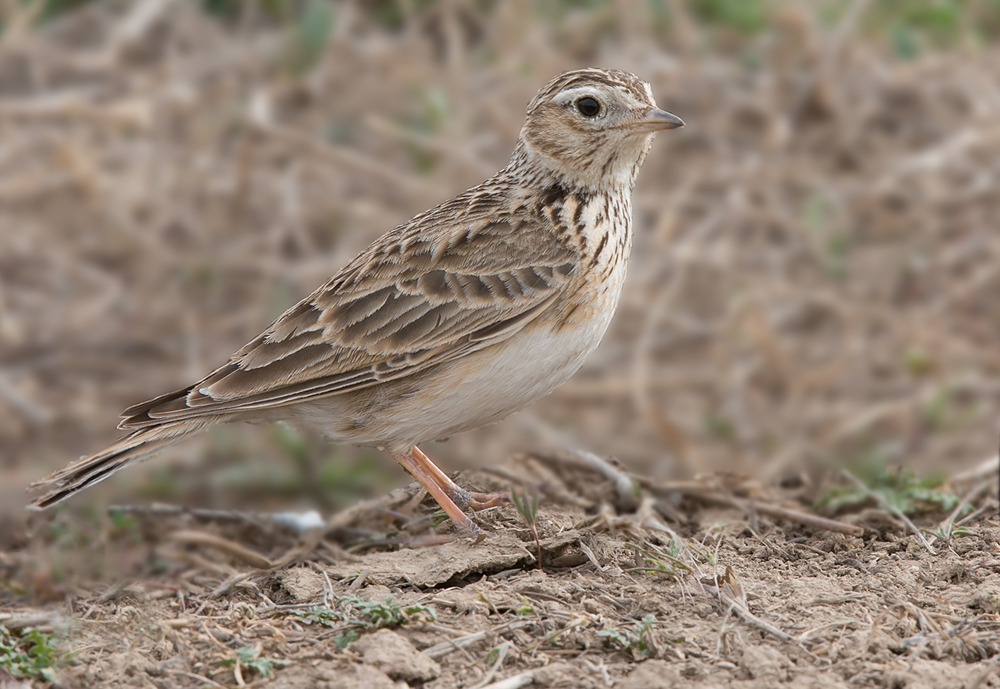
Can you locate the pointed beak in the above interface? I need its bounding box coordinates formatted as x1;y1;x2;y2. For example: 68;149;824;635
625;107;685;134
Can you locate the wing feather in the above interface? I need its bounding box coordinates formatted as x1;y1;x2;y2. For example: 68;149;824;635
119;189;578;430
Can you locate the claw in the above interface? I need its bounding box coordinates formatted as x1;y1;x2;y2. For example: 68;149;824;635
458;491;512;511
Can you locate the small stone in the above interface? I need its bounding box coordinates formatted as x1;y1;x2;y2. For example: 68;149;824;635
351;629;441;683
281;568;326;602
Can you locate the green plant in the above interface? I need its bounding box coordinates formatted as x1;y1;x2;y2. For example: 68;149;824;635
817;465;962;516
290;605;342;626
903;346;934;377
270;423;312;466
690;0;766;34
703;412;735;440
0;626;60;682
107;507;138;532
598;614;658;659
626;540;692;579
334;630;357;651
823;233;850;279
922;387;953;430
220;646;287;680
515;597;535;616
400;88;450;174
863;0;985;57
288;594;436;649
288;0;334;74
926;522;975;544
511;488;542;569
349;596;407;628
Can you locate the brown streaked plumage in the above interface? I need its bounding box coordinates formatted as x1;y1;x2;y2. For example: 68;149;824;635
28;68;683;533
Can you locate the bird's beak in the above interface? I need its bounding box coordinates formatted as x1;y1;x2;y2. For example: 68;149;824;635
625;108;685;133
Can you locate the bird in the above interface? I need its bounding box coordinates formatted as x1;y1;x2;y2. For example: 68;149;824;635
28;68;683;533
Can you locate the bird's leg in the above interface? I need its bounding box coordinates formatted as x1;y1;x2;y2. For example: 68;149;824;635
392;450;480;533
411;446;511;511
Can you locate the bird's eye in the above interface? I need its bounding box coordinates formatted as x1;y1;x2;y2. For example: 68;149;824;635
576;97;601;118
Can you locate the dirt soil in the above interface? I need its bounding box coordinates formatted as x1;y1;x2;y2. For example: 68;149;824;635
3;462;999;689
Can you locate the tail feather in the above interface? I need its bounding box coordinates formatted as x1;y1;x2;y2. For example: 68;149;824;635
118;384;199;430
27;420;210;510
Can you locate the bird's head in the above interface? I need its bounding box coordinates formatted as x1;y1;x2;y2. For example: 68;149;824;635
515;68;683;193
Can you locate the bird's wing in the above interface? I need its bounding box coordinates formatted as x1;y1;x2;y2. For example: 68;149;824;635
120;190;578;428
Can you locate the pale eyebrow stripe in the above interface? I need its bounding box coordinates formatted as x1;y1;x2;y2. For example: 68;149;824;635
553;86;603;104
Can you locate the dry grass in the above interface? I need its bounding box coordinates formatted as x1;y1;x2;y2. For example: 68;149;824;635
1;1;999;687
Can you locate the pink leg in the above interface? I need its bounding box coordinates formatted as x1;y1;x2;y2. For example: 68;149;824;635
392;449;479;533
411;446;511;510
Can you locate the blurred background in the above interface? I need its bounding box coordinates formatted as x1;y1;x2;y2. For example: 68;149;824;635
2;0;999;533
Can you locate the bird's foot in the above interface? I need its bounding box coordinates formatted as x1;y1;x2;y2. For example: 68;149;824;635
395;446;511;533
451;489;511;511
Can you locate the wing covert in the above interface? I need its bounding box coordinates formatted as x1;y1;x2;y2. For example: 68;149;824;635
121;194;578;428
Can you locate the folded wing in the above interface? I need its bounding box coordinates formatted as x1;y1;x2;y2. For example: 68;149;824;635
120;191;578;429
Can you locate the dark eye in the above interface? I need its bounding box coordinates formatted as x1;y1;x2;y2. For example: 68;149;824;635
576;97;601;117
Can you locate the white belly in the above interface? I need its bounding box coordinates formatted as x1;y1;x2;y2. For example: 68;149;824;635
379;259;628;447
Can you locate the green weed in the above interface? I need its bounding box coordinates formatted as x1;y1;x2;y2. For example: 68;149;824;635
598;614;658;660
903;346;934;377
288;594;436;649
334;630;357;651
515;597;535;616
690;0;766;34
817;465;962;516
512;488;543;568
220;646;287;680
926;522;975;544
703;412;736;441
626;540;691;579
0;626;61;682
288;0;334;74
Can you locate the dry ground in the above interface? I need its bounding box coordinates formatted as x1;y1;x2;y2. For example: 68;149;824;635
2;1;1000;687
2;462;999;688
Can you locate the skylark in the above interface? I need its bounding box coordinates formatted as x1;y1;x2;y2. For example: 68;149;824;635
29;68;683;533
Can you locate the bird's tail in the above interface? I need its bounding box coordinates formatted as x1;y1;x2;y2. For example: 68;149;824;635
27;420;210;510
